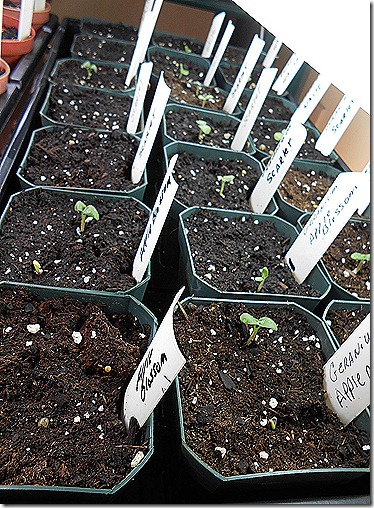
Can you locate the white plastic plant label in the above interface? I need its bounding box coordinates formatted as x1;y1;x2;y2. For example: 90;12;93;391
285;172;370;283
324;314;370;426
362;162;370;174
201;11;226;58
122;287;186;430
272;53;303;96
131;72;171;184
127;62;153;135
290;74;331;125
18;0;34;41
315;95;360;156
231;67;278;152
223;34;265;114
138;0;154;34
132;154;179;282
262;37;282;68
249;121;307;213
34;0;46;11
203;20;235;86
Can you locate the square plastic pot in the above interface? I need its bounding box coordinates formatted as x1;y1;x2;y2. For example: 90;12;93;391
174;296;370;496
70;34;135;66
297;213;370;303
0;281;157;503
16;125;147;202
178;206;331;310
163;140;278;219
80;16;138;43
0;187;151;301
162;103;256;154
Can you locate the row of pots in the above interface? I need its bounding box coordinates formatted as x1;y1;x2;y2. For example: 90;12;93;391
0;16;370;502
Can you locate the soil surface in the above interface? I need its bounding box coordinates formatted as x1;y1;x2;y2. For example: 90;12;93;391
220;63;262;90
278;165;336;212
322;220;370;299
2;27;18;40
44;84;133;132
325;307;370;345
171;151;274;212
220;45;247;65
72;34;135;64
241;94;295;123
174;301;370;476
151;33;203;55
0;287;150;489
20;127;143;193
0;188;149;292
165;108;243;150
51;58;134;92
251;120;334;163
81;20;138;42
183;209;320;297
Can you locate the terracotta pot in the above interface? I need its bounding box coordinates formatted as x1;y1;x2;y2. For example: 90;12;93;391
3;2;51;32
1;14;36;68
0;58;10;95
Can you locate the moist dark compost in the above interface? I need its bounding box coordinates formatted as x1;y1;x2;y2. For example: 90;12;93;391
240;94;295;123
44;84;133;131
0;188;149;292
81;19;138;42
21;127;143;192
151;34;203;54
174;301;370;476
0;287;150;489
72;34;135;64
2;27;18;40
220;63;262;90
325;306;370;345
183;209;320;297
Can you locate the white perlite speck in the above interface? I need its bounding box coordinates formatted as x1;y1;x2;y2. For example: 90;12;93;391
259;451;269;460
73;416;81;423
27;324;40;334
215;446;227;458
269;398;278;408
72;331;83;344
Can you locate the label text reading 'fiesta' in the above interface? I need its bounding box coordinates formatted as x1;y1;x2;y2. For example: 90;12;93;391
136;348;167;403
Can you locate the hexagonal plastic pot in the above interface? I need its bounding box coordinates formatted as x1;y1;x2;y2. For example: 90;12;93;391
297;213;370;303
163;140;278;219
174;296;370;495
16;125;147;202
178;206;331;311
0;187;151;302
0;281;157;503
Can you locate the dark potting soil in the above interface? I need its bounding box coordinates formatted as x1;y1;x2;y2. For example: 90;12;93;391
251;120;333;163
150;50;207;83
0;188;149;292
81;20;138;42
278;165;336;212
165;108;244;150
51;59;134;92
45;84;133;131
220;63;262;90
220;44;247;65
326;307;370;345
151;33;203;55
241;94;294;123
171;151;270;212
183;209;320;297
0;287;150;489
322;220;370;300
72;34;135;64
2;27;18;40
174;301;370;476
21;127;143;192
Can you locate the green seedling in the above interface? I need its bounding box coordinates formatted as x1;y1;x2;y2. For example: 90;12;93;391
255;266;269;292
198;93;214;108
184;44;192;53
217;175;235;197
196;119;211;141
273;129;286;142
81;60;98;79
33;260;43;275
240;312;278;346
178;63;190;79
351;252;370;274
195;85;201;97
269;417;277;430
74;200;99;233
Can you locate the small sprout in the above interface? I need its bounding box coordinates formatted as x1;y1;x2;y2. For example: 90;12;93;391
255;266;269;292
269;417;277;430
33;259;43;275
273;129;286;142
81;60;98;79
198;93;214;108
184;44;192;53
196;119;211;141
240;313;278;346
38;417;50;428
217;175;235;197
195;84;201;97
351;252;370;274
178;63;190;79
74;201;99;233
